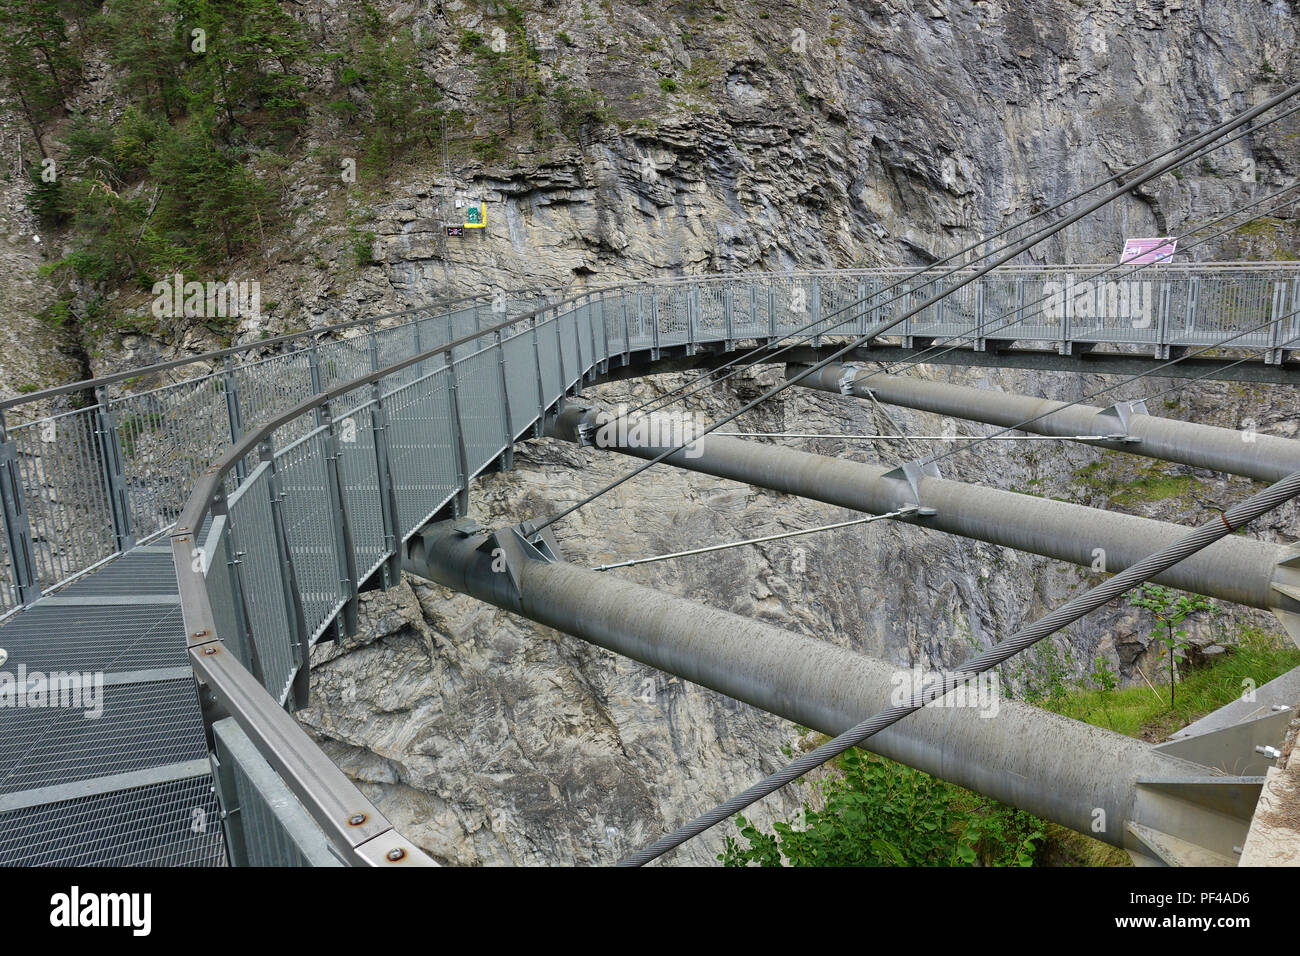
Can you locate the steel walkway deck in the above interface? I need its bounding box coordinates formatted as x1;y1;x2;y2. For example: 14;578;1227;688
0;266;1297;866
0;545;224;866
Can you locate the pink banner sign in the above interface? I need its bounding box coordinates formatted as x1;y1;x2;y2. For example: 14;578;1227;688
1120;237;1177;264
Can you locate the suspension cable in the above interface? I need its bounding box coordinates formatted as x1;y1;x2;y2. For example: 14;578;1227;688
634;176;1300;426
530;81;1300;535
617;466;1300;865
867;183;1300;378
591;509;915;572
621;105;1300;421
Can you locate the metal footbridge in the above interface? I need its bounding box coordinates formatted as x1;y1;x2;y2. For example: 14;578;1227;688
2;264;1299;866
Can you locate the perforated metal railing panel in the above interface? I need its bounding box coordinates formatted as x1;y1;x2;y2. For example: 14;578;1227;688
2;268;1298;868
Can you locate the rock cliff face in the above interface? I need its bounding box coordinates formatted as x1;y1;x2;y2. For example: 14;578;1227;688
295;361;1298;866
4;1;1300;864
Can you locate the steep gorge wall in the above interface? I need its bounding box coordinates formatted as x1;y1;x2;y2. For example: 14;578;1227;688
288;0;1300;866
3;0;1299;864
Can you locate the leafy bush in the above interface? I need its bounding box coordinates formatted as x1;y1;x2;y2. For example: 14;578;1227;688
720;748;1043;867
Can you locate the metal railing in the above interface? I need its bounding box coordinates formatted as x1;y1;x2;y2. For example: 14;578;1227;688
5;262;1300;864
0;292;558;618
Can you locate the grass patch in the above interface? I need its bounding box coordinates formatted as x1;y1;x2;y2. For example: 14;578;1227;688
1043;626;1299;740
1109;472;1205;508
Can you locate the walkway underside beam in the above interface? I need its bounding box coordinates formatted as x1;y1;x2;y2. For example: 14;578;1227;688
402;520;1269;865
543;404;1300;644
790;362;1300;484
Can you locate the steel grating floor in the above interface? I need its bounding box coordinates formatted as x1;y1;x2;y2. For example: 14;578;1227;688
0;776;223;866
0;545;225;866
0;603;187;673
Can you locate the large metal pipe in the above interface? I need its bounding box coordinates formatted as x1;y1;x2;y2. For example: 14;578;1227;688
544;404;1297;619
793;362;1300;483
403;522;1246;861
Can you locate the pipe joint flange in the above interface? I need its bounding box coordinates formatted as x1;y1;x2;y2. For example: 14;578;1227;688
881;456;942;509
837;363;868;395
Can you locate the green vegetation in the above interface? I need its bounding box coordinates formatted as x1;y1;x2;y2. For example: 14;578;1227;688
1129;584;1217;708
349;227;377;268
1047;624;1297;739
330;3;444;174
1072;455;1211;508
721;748;1044;867
2;0;616;345
722;623;1299;867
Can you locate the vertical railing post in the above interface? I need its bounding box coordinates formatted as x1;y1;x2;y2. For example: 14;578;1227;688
1290;277;1300;358
1015;275;1025;339
368;382;402;587
650;289;661;360
724;285;735;350
532;312;548;437
552;306;569;399
1059;276;1073;355
687;284;699;355
809;280;822;348
223;357;248;482
573;296;588;384
368;321;380;372
445;360;472;516
0;418;39;606
259;437;311;710
621;293;632;365
901;281;913;346
210;489;264;684
767;285;777;344
1155;279;1172;359
307;340;324;395
856;281;868;338
494;329;515;471
1184;276;1200;334
975;280;985;350
306;340;327;443
94;387;134;554
1268;280;1288;364
597;292;611;373
319;401;360;637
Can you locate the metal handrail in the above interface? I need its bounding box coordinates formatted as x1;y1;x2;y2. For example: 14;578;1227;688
169;289;598;864
0;289;522;414
174;294;590;536
9;263;1300;863
10;262;1296;413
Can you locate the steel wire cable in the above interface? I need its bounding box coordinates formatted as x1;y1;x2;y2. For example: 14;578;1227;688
631;176;1300;423
622;105;1300;421
618;466;1300;865
866;184;1300;378
909;309;1300;471
531;80;1300;535
577;188;1300;520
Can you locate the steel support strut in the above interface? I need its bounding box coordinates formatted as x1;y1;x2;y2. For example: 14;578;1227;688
793;363;1300;483
544;404;1300;641
403;521;1267;865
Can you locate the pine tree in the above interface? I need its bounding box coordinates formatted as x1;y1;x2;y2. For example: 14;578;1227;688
0;0;79;156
